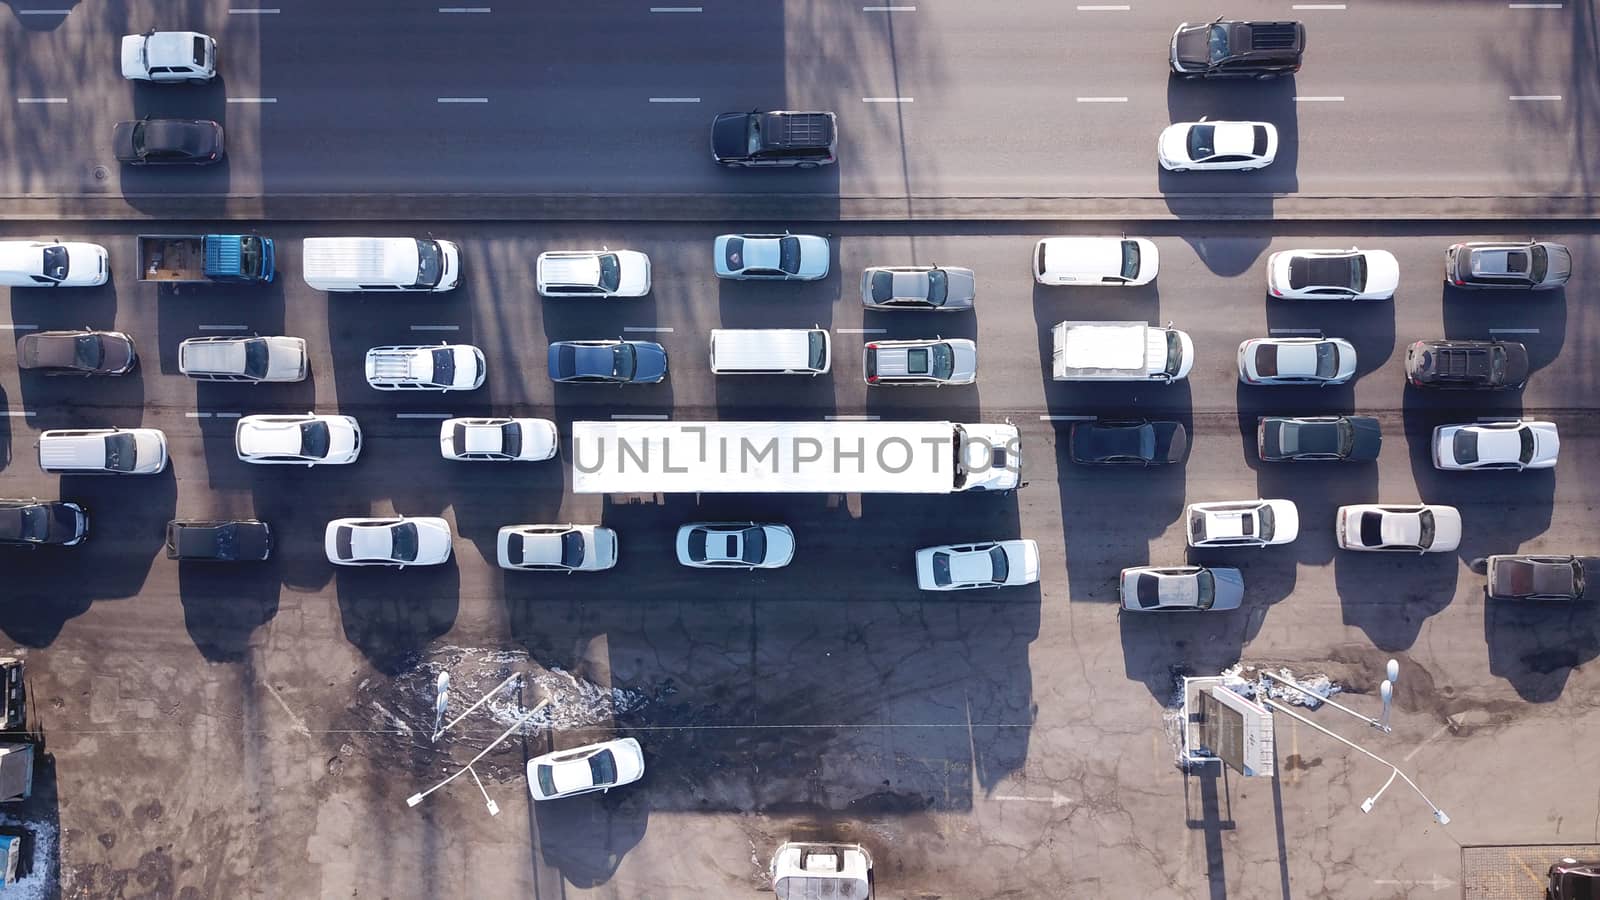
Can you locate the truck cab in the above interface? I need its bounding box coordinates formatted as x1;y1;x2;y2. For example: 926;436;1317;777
771;842;871;899
121;30;217;83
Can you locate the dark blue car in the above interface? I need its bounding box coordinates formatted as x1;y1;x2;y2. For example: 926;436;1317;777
547;340;667;384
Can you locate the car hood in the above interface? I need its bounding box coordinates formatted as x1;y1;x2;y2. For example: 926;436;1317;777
1173;25;1209;66
794;235;831;278
112;121;139;160
1349;418;1383;460
587;527;619;569
1003;540;1041;586
1501;342;1531;386
47;503;86;542
227;523;274;560
1428;506;1463;552
1363;250;1401;296
263;337;308;380
1544;244;1573;285
941;268;977;307
98;334;136;372
711;113;747;158
614;250;651;295
763;526;796;567
1158;124;1191;163
947;340;979;382
630;342;668;383
1210;567;1246;610
1530;423;1561;465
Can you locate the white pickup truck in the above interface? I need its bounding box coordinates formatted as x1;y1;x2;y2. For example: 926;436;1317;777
1051;321;1194;383
364;344;485;391
121;30;217;83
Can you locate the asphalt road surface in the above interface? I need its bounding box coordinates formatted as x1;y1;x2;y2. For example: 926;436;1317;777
0;220;1597;897
0;1;1596;202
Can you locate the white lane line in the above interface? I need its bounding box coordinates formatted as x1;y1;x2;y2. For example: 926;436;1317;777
863;97;913;103
0;324;38;331
624;326;674;333
2;411;35;418
649;97;700;104
437;97;488;104
1293;3;1346;8
396;413;453;420
214;412;242;419
198;324;249;331
228;7;281;13
649;6;702;10
439;6;491;11
17;8;73;14
1489;327;1539;334
1294;96;1345;102
1076;4;1130;9
1510;94;1562;101
226;97;277;104
1509;2;1562;7
612;413;670;420
863;5;916;10
16;98;67;104
836;328;887;334
410;324;460;332
1040;415;1095;421
1271;327;1323;334
186;412;212;419
826;415;881;421
1076;96;1129;103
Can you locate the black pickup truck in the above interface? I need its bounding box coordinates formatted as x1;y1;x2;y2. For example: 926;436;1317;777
711;110;837;168
1170;17;1305;79
1405;340;1529;391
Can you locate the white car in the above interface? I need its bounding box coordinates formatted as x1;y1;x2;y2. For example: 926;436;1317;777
1158;119;1278;172
0;240;109;287
536;249;651;297
1033;237;1159;287
1432;420;1559;471
439;417;557;462
236;414;362;466
365;344;485;391
1268;248;1400;301
1186;499;1299;548
1236;337;1357;386
120;30;217;83
915;539;1040;591
714;232;830;281
497;524;618;572
675;522;794;569
527;737;644;801
324;516;452;567
1335;504;1462;553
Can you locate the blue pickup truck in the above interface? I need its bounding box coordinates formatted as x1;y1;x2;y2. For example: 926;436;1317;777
137;233;275;284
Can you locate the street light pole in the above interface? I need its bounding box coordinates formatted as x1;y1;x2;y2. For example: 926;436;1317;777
407;698;550;811
432;672;524;743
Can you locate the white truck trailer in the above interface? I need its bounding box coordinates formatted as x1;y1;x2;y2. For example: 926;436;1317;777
1051;320;1195;383
571;420;1021;494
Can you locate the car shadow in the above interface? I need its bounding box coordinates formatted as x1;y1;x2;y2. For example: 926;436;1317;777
177;559;283;662
333;562;462;676
1484;594;1600;702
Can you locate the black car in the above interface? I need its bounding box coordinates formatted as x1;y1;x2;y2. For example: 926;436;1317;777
1484;554;1597;601
1405;340;1528;391
1257;415;1381;462
711;109;837;168
1069;419;1188;466
547;339;668;384
1548;858;1600;900
112;117;224;166
17;330;137;375
0;498;88;547
1169;18;1305;80
165;519;273;561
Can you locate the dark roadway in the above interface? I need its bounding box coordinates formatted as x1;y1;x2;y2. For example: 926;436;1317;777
0;220;1597;897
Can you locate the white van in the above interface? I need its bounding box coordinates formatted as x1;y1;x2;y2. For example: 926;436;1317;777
709;328;830;376
38;427;168;475
302;237;459;292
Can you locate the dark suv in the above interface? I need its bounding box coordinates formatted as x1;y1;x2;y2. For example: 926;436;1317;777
711;110;837;168
1405;340;1529;391
165;519;273;561
1170;18;1305;79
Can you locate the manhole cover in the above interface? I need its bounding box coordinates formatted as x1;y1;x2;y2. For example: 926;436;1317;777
92;166;108;181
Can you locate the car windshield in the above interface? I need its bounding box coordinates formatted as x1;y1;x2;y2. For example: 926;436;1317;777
926;269;948;304
431;348;456;385
104;433;138;471
588;749;618;787
928;343;955;379
1188;510;1208;541
243;338;270;378
561;530;585;567
745;115;763;154
1136;574;1161;608
192;35;207;66
130;121;147;154
988;545;1009;584
1518;426;1535;463
598;254;621;292
1207;24;1231;64
1257;505;1275;540
73;334;103;368
300;421;330;458
1348;255;1367;290
390;523;418;561
501;423;522;457
1194;570;1216;609
1254;346;1280;377
612;343;637;379
869;270;894;302
1453;430;1479;464
536;764;557;797
1359;512;1385;547
778;236;801;274
687;530;707;560
1187;125;1216;159
1337;421;1356;456
415;240;443;288
1416;509;1435;547
808;332;828;370
1120;241;1141;280
723;237;744;271
1529;244;1548;282
1315;342;1339;378
42;245;68;282
740;527;766;564
1164;331;1185;376
931;551;952;586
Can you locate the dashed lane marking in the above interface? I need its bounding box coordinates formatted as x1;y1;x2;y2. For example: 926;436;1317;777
624;326;674;333
648;97;700;103
863;97;913;103
437;97;488;104
1076;96;1128;103
227;98;277;104
1510;94;1562;101
825;415;881;421
1294;96;1345;102
186;412;212;419
396;413;453;420
649;6;703;10
0;324;38;331
16;97;67;104
228;7;281;12
410;324;460;332
198;324;249;331
1039;415;1095;421
612;413;670;420
836;328;886;334
439;6;491;11
1489;327;1539;334
2;411;35;418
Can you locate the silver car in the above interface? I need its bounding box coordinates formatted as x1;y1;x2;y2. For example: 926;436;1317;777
860;265;976;311
714;233;829;281
1120;565;1245;612
863;338;976;386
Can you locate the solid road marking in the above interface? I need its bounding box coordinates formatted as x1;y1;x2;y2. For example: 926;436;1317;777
227;98;277;104
826;415;880;421
1077;97;1129;103
16;98;67;104
612;413;669;420
624;326;674;333
438;97;488;104
1510;95;1562;101
863;97;913;103
648;98;700;103
1294;96;1345;102
396;413;452;420
410;324;460;332
198;324;249;331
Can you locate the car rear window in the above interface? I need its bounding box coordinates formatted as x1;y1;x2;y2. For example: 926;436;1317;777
1252;126;1269;156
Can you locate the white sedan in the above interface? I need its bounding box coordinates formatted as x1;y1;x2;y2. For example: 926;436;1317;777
1186;499;1299;548
527;737;644;801
236;413;362;466
324;516;452;567
1432;420;1559;471
676;522;795;569
1158;119;1278;172
714;232;830;281
1268;248;1400;301
0;240;110;287
439;417;557;462
1033;236;1159;287
915;539;1040;591
1335;504;1462;553
1237;337;1356;386
497;524;618;572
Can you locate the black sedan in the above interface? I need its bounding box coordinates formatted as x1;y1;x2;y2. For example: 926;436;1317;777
113;117;224;166
1069;419;1188;466
547;340;667;384
1484;554;1596;601
1258;415;1381;462
165;520;273;562
1549;858;1600;900
0;498;88;547
17;330;136;375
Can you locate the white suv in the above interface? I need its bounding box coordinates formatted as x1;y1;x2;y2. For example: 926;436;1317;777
536;249;651;297
365;344;485;391
38;427;168;474
1186;499;1299;548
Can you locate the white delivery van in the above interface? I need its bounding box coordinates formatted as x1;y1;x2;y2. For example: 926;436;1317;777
709;328;830;375
302;237;460;292
38;428;168;475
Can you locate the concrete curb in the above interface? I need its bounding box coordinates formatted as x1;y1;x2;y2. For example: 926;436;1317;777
0;192;1594;222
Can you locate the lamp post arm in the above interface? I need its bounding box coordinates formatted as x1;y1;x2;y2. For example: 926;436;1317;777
408;698;550;808
1261;697;1448;823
